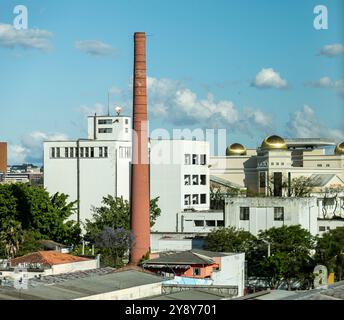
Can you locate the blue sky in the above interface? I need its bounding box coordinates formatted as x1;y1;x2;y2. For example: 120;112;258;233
0;0;343;164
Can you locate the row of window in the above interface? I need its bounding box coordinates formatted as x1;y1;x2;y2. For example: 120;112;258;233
317;164;331;167
184;194;207;205
119;147;131;159
98;119;129;125
184;154;207;166
194;220;224;227
184;175;207;186
271;162;285;166
239;207;284;221
98;128;129;134
51;147;109;159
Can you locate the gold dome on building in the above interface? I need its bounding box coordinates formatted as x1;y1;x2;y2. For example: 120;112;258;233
261;135;287;150
226;143;247;156
335;142;344;155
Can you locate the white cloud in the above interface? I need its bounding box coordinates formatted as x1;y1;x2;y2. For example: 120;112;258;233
286;105;344;141
75;40;114;56
305;76;344;97
8;131;68;165
252;68;288;89
0;23;53;51
320;44;344;57
147;76;272;135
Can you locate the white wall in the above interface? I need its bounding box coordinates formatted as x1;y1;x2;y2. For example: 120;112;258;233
225;197;318;236
211;253;245;297
51;260;98;275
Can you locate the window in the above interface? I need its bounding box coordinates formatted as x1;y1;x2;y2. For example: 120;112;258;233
192;175;199;185
98;119;112;125
99;147;103;158
281;162;285;166
206;220;216;227
125;119;129;125
69;147;74;158
200;175;207;185
240;207;250;221
119;147;131;159
51;148;56;158
193;268;201;276
259;172;266;188
326;164;330;167
274;207;284;221
276;162;279;166
192;154;199;165
90;147;94;158
317;164;323;167
56;148;60;158
65;148;69;158
75;147;79;158
184;175;191;186
99;128;113;134
194;220;204;227
200;194;207;204
80;147;84;158
319;226;326;232
217;220;225;227
271;162;274;166
184;154;191;165
184;195;191;206
85;147;89;158
200;154;207;165
104;147;108;158
125;128;129;133
192;194;199;205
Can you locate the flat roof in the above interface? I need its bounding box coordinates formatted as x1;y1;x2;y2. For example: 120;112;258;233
285;138;336;147
143;289;231;300
0;268;164;300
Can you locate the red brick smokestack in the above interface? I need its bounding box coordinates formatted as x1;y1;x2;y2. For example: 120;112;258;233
130;32;150;264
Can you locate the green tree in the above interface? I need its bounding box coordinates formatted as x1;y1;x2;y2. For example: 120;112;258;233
0;220;24;258
84;195;161;243
0;183;81;254
205;227;256;253
315;228;344;281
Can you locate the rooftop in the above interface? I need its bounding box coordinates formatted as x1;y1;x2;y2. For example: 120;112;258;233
10;251;91;268
285;138;336;148
0;267;164;300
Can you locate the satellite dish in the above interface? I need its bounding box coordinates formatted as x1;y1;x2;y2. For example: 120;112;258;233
313;265;328;288
115;106;122;116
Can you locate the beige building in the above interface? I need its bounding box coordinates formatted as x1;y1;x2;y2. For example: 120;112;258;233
210;136;344;196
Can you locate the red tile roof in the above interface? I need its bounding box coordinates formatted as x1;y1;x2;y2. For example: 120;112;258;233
10;251;91;267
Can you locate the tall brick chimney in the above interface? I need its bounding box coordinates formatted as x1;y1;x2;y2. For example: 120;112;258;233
130;32;151;264
0;142;7;174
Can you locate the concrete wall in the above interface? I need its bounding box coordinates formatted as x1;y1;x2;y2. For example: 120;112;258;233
211;253;245;297
76;282;163;300
317;219;344;237
51;260;98;275
225;197;318;236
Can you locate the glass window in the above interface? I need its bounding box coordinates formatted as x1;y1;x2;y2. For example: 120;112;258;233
200;154;207;165
104;147;108;158
85;147;89;158
317;164;322;167
56;148;60;158
184;195;191;206
184;175;191;186
274;207;284;221
192;175;199;185
51;148;56;158
98;119;112;125
125;128;129;133
240;207;250;221
99;128;113;134
194;220;204;227
193;268;201;276
99;147;103;158
80;147;84;158
200;194;207;204
184;154;191;165
206;220;216;227
125;119;129;125
192;154;199;165
192;194;199;205
200;175;207;185
69;147;74;158
217;220;225;227
319;226;326;232
65;147;69;158
90;147;94;158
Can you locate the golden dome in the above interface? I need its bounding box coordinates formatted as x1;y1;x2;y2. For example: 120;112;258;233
261;135;287;150
335;142;344;155
226;143;247;156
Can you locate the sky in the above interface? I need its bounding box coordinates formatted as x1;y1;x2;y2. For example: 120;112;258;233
0;0;343;165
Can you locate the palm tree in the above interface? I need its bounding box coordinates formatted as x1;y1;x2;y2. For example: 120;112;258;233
0;220;24;259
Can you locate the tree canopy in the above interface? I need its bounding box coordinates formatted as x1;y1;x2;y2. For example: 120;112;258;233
0;183;81;258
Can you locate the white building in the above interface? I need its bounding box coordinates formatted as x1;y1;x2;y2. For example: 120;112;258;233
44;115;132;222
150;139;210;233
